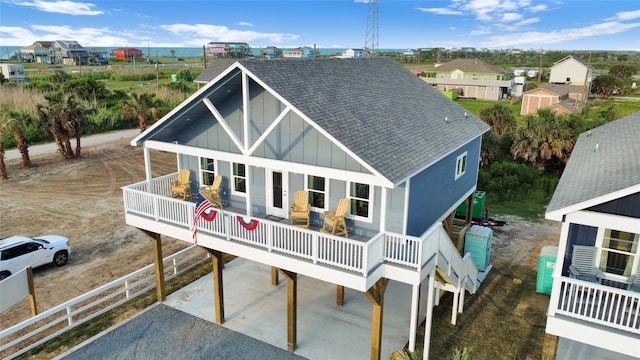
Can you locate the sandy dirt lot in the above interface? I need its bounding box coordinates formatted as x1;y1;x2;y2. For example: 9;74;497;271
0;130;562;348
1;134;191;329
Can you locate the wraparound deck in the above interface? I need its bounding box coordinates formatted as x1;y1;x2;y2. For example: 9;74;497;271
122;172;479;293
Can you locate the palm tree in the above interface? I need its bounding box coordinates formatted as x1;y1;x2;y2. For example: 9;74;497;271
37;92;75;159
62;94;88;157
479;103;516;136
0;108;34;168
121;92;164;132
510;108;575;169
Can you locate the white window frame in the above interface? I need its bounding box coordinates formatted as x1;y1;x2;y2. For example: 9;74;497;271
455;152;468;180
305;175;328;212
597;228;639;278
199;157;216;187
231;162;247;196
347;182;373;223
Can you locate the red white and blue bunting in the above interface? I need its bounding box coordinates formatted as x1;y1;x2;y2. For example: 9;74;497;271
237;216;259;231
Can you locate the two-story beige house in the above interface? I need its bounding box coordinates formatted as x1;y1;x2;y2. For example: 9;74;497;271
521;55;593;116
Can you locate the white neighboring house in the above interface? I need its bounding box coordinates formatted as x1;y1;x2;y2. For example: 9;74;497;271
340;48;366;58
544;111;640;359
0;64;27;82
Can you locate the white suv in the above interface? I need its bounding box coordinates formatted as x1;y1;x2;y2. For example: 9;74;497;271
0;235;71;280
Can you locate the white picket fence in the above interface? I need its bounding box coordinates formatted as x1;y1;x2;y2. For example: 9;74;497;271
0;245;210;360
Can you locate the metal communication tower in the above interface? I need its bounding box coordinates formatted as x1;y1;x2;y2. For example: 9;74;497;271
364;0;379;57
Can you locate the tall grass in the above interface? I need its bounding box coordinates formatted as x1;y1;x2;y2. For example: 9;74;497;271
0;86;47;113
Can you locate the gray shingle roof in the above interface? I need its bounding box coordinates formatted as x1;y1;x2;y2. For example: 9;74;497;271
175;58;489;185
434;58;507;74
546;111;640;217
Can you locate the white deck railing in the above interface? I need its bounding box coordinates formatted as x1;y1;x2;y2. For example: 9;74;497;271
551;277;640;334
0;246;210;360
122;175;478;285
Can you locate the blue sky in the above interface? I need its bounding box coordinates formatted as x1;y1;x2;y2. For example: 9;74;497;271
1;0;639;51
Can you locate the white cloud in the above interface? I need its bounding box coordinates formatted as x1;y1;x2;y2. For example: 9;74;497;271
614;9;640;21
485;20;640;47
237;22;254;27
527;4;547;12
501;12;523;22
7;0;103;15
470;27;492;36
415;7;463;15
160;23;299;44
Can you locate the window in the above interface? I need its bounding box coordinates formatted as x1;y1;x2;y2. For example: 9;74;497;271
455;152;467;179
306;175;326;210
200;157;215;186
349;182;371;219
599;229;638;276
232;163;246;195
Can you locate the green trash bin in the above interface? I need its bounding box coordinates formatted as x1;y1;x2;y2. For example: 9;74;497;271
455;191;486;219
536;246;558;295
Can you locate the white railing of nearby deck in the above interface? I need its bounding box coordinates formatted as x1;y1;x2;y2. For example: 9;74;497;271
551;277;640;334
122;176;478;286
0;245;210;360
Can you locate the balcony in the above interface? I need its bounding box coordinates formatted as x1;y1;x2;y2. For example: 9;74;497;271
550;277;640;333
122;172;479;293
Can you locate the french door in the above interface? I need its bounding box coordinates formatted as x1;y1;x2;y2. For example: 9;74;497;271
266;170;288;218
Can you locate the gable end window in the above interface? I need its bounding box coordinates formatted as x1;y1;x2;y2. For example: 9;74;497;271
455;152;467;180
232;163;246;195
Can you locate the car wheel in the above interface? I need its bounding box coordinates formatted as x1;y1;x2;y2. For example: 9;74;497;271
53;250;68;266
0;271;11;280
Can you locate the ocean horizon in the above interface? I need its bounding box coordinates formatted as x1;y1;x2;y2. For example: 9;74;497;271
1;45;407;60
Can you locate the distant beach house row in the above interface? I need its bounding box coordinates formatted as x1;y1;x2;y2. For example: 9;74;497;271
15;40;107;65
418;55;593;116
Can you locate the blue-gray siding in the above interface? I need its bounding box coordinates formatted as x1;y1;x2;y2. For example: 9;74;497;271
406;137;481;236
563;223;598;276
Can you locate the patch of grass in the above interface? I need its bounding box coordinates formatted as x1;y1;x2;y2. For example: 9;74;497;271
415;265;548;360
485;200;546;222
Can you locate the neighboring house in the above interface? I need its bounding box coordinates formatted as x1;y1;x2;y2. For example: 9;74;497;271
207;42;252;58
52;40;88;65
282;47;315;58
549;55;592;87
261;46;282;59
0;64;27;82
421;58;514;100
341;48;367;58
520;84;583;115
16;44;51;63
122;58;490;358
544;112;640;359
522;55;593;115
111;48;143;60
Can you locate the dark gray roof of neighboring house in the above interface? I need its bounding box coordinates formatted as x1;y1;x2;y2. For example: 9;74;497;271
553;55;589;67
546;111;640;217
553;97;580;112
433;58;507;74
194;59;237;83
525;84;584;96
169;58;489;185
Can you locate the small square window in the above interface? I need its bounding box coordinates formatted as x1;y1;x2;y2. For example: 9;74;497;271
307;175;326;210
348;182;371;219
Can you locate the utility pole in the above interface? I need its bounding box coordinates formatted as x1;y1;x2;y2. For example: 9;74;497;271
537;50;544;87
364;0;379;57
581;52;592;109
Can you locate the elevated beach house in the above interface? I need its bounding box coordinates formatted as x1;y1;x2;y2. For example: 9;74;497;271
122;58;490;359
544;111;640;358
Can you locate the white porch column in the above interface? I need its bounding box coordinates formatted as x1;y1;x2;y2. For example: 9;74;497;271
548;220;570;316
423;269;436;359
144;147;152;185
408;283;420;351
